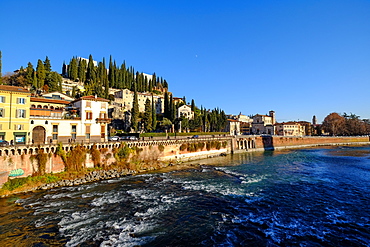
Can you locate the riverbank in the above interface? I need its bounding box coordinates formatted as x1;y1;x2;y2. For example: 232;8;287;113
1;141;369;198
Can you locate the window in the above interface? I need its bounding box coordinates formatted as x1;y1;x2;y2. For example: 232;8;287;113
86;101;91;107
100;125;105;138
101;102;106;109
17;109;26;118
52;125;58;140
14;124;24;130
0;96;5;103
0;108;4;118
17;98;26;104
86;125;91;139
71;125;77;139
86;111;93;120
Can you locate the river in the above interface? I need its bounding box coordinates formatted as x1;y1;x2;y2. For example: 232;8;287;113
0;146;369;246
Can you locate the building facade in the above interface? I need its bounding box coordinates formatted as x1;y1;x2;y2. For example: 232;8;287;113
275;122;306;136
29;95;110;144
177;105;194;119
251;111;275;135
0;85;31;144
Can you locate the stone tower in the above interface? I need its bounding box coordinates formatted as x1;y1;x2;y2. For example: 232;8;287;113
269;110;276;124
312;115;317;125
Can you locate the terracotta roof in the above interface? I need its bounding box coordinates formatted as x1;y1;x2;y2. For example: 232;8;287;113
30;97;70;105
0;85;30;93
72;95;109;103
227;119;239;122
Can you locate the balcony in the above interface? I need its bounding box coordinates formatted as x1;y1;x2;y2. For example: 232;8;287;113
96;118;112;124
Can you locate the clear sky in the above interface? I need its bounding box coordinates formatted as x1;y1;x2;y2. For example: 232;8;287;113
1;0;370;123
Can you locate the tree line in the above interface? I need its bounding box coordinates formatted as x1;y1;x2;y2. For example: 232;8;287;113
322;112;370;136
63;55;168;98
1;56;63;93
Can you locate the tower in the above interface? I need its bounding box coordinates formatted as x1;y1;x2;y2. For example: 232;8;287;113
269;110;276;124
312;115;317;125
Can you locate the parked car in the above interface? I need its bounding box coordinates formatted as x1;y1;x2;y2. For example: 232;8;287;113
119;136;138;141
108;136;120;141
191;135;199;139
128;136;139;141
0;140;9;146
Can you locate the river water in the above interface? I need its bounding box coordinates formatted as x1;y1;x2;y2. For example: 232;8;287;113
0;146;369;246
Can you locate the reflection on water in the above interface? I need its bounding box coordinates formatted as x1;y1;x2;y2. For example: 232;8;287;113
0;146;369;246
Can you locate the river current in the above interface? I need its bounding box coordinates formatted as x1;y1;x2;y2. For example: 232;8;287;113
0;146;369;246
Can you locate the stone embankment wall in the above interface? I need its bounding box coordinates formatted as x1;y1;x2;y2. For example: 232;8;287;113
253;136;369;150
0;136;231;186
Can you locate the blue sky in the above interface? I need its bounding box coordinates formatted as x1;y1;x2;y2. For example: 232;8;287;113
1;0;370;123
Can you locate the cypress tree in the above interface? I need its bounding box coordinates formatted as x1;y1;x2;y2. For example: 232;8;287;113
36;59;45;89
78;58;87;82
32;71;38;89
44;56;52;73
143;98;152;132
152;94;157;131
131;89;139;131
86;54;96;84
164;91;169;119
191;99;195;111
68;57;78;81
26;62;34;85
62;61;67;76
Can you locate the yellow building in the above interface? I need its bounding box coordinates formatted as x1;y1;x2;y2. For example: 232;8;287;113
0;85;31;144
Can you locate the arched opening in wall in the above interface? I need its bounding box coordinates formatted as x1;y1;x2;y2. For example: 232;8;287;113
23;149;28;154
5;150;9;156
11;149;15;155
17;149;21;155
32;126;46;145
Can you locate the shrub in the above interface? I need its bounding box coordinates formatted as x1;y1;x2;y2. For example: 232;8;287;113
180;143;188;151
34;150;48;176
158;145;165;152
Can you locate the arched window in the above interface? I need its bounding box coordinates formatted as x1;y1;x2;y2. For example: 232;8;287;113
37;105;42;108
43;105;48;109
31;120;34;124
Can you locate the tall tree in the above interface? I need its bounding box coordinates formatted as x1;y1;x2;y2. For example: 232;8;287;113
322;112;345;136
36;59;45;89
25;62;34;85
151;94;157;131
45;71;62;92
86;54;96;84
191;99;195;111
68;57;78;81
143;98;152;132
131;89;139;131
164;91;169;118
43;56;52;73
78;58;87;82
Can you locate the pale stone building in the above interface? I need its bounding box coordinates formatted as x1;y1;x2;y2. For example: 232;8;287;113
251;110;276;135
177;105;194;119
114;89;164;114
275;122;305;136
224;119;240;135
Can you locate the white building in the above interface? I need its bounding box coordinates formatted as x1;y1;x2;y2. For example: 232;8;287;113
251;110;276;135
177;105;194;119
114;89;164;114
30;95;110;144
